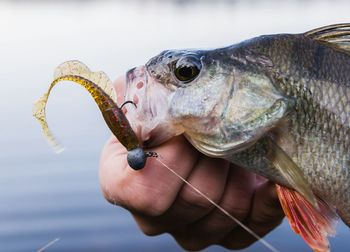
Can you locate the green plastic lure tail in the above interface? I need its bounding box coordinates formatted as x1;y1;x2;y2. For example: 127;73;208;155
33;60;146;169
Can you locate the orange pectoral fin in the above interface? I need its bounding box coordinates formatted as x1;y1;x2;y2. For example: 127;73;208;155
276;184;338;252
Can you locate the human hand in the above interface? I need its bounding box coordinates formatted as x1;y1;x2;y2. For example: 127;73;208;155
99;77;285;250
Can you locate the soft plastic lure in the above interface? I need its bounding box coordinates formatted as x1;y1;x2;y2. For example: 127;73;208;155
33;60;147;169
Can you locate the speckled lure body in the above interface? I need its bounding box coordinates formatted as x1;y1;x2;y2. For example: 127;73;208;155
33;61;146;169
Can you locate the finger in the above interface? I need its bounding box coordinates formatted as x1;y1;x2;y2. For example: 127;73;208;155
132;156;229;236
219;182;284;250
172;165;256;251
99;135;199;217
174;156;229;222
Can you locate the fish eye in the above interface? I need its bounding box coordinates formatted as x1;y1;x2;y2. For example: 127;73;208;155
174;56;201;83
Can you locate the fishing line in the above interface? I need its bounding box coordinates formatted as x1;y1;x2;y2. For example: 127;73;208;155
153;154;280;252
37;237;60;252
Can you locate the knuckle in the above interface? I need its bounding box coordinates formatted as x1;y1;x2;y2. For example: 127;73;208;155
101;186;169;217
261;182;282;210
99;154;172;217
217;200;250;221
113;177;173;217
138;224;164;236
251;216;284;235
133;214;168;236
263;191;282;210
178;186;219;211
253;211;284;227
224;206;248;221
129;190;170;217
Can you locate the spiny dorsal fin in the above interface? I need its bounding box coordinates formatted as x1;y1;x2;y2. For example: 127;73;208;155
305;23;350;53
54;60;117;102
267;139;318;209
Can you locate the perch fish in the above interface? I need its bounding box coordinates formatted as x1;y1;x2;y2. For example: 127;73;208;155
123;24;350;252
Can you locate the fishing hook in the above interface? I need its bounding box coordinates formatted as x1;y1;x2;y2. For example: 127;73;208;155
121;100;137;110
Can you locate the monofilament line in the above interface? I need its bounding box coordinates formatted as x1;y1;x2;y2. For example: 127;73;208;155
156;156;279;252
37;237;60;252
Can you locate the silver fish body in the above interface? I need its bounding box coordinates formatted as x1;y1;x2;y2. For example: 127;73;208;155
124;25;350;226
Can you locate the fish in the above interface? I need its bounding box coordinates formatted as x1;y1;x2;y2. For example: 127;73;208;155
123;24;350;252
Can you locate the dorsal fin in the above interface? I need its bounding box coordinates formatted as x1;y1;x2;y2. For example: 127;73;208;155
305;23;350;53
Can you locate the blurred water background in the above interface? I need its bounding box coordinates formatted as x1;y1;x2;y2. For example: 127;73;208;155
0;0;349;251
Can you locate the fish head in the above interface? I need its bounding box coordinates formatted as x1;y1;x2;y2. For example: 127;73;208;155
125;48;295;155
124;49;227;147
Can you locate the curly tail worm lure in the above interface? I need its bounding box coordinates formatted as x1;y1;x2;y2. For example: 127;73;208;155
33;60;147;169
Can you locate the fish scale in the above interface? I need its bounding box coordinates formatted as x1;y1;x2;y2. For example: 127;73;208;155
252;35;350;224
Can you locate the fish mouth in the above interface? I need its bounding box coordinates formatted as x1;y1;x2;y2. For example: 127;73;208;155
124;66;151;143
125;66;147;101
124;66;182;147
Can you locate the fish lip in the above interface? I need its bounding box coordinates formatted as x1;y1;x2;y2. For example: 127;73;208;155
124;66;155;142
124;67;136;101
124;66;181;146
125;66;146;102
